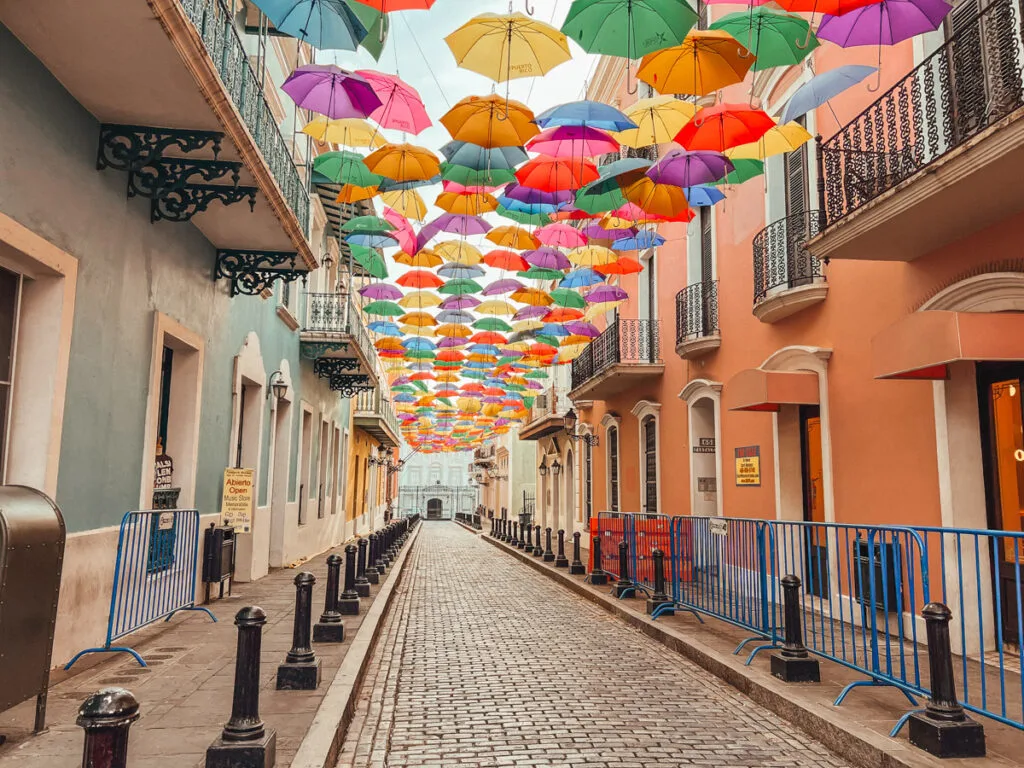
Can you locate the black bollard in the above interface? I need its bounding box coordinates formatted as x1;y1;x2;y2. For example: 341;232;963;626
489;517;495;536
612;540;633;598
570;532;586;575
908;603;986;758
207;607;276;767
77;688;140;768
277;572;321;690
588;534;609;585
355;538;371;597
554;529;569;568
524;523;533;551
339;544;361;615
376;530;388;574
517;523;527;550
510;521;519;547
313;555;345;643
533;525;543;557
366;533;380;585
769;575;820;683
646;549;673;616
543;527;555;562
499;518;507;542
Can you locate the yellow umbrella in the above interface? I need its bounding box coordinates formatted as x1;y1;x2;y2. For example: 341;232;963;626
365;143;441;182
335;183;379;203
637;30;754;98
440;95;539;148
487;225;541;250
435;323;473;338
561;334;594;346
510;287;553;306
445;12;571;83
303;117;385;148
399;324;434;336
394;248;444;268
567;245;618;266
615;96;697;149
512;319;544;332
398;290;442;309
622;176;691;218
475;299;518;316
375;337;404;350
725;122;814;160
435;240;483;265
558;343;590;361
585;302;622;320
482;403;503;417
458;397;482;413
436;191;499;215
381;189;428;221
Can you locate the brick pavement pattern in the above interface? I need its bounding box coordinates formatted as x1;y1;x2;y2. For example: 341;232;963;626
337;523;852;768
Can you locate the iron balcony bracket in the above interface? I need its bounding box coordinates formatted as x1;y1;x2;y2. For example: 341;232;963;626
127;158;243;199
214;249;307;296
313;357;360;379
97;124;223;172
152;184;257;223
328;374;375;398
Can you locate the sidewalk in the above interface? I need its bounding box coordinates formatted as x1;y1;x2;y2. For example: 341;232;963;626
0;528;417;768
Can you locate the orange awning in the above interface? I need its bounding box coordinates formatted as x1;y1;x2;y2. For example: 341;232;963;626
724;369;819;412
873;311;1024;380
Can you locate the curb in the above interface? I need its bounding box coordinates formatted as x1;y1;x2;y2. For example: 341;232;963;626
477;529;940;768
290;523;420;768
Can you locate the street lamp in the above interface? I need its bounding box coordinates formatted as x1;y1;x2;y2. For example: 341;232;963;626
538;459;548;477
266;370;287;401
563;408;599;447
551;459;562;476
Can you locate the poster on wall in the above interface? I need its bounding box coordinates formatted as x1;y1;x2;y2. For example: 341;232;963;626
221;467;255;533
734;446;761;487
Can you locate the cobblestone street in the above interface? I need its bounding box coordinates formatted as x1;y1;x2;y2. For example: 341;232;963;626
337;523;852;768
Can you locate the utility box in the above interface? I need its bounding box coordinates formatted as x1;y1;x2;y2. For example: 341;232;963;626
202;523;235;602
0;485;66;733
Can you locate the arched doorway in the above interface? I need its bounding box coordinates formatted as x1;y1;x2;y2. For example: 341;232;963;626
426;497;443;520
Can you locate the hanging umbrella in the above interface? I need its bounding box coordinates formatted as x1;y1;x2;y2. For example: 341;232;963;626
350;245;389;278
441;164;518;187
282;65;382;119
515;157;600;192
416;213;492;250
487;226;541;251
333;182;379;203
440;142;529;171
435;322;473;338
568;245;618;266
436;311;475;327
435;191;499;215
535;223;587;248
249;0;367;50
526;126;620;158
503;184;575;208
525;246;572;270
394;249;444;268
303;117;385;147
445;12;572;83
622;176;691;218
647;148;734;187
438;263;486;279
380;189;428;221
473;317;514;332
346;0;389;59
476;300;518;316
398;290;442;309
817;0;951;47
359;282;402;300
396;270;445;289
616;96;697;148
368;320;402;335
439;294;481;310
781;65;878;123
560;268;605;289
636;30;754;97
543;307;584;322
341;215;395;233
683;186;726;207
535;101;637;132
365;143;440;182
362;300;405;316
496;205;555;226
725;122;813;160
355;69;432;134
710;9;818;71
711;158;765;185
675;103;775;151
510;287;554;306
399;312;437;327
313;150;381;186
613;230;668;248
565;320;601;337
560;0;698;58
435;240;483;265
439;278;485;296
484;249;530;271
482;279;526;296
440;95;540;148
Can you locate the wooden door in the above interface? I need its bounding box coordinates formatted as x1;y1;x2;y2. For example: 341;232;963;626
801;406;828;597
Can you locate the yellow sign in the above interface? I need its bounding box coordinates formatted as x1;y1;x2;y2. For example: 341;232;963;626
735;446;761;487
221;468;255;533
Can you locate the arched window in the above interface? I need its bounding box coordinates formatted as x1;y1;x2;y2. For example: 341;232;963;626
642;416;658;515
607;426;619;512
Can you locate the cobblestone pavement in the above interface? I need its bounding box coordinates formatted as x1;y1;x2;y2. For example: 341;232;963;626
336;523;852;768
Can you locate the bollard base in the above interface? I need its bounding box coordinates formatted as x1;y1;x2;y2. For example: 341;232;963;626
646;598;673;616
276;658;322;690
554;556;569;568
588;571;609;585
338;598;361;616
543;553;556;563
569;563;587;575
376;564;386;575
908;713;986;759
205;729;277;768
366;571;380;585
355;582;371;598
532;547;543;557
769;653;821;683
312;621;346;643
612;582;633;598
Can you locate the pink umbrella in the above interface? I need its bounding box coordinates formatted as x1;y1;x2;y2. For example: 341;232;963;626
359;282;402;300
483;279;526;296
355;69;432;135
525;246;572;270
382;207;417;256
526;125;620;158
443;180;504;194
282;65;381;119
514;305;549;321
535;223;588;248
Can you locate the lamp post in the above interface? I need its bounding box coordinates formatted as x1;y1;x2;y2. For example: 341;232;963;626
563;408;599;447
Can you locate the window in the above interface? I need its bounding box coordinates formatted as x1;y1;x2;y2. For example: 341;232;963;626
157;346;173;454
584;441;593;528
298;410;312;525
700;208;713;283
607;426;620;512
784;116;809;218
643;416;658;515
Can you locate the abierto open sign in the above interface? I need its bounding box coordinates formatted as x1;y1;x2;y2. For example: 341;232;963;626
220;467;255;533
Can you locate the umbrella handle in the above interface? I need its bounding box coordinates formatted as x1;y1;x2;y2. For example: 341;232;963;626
795;25;814;49
866;45;883;92
524;0;535;14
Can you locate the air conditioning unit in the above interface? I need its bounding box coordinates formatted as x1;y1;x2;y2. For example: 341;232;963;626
535;394;548;411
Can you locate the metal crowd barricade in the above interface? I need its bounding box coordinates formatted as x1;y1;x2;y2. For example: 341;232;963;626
65;509;216;669
629;514;673;596
590;511;631;579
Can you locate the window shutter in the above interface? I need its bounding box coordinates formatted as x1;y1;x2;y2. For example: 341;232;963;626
784;117;808;217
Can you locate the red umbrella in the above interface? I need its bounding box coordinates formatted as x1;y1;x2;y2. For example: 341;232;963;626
675;103;775;152
543;307;584;322
596;256;643;276
410;372;436;381
484;249;530;271
528;343;559;357
514;156;599;192
396;269;444;289
437;350;466;362
470;331;508;344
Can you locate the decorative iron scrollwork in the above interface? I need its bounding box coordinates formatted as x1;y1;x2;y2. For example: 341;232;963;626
300;341;349;360
152;184;257;223
313;357;359;379
97;124;223;172
214;249;307;296
328;374;375;398
674;282;719;346
128;158;242;199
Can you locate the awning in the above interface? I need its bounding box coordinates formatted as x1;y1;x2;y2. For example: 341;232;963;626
873;310;1024;380
724;369;819;412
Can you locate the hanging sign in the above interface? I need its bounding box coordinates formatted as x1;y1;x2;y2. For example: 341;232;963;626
734;446;761;487
221;468;255;533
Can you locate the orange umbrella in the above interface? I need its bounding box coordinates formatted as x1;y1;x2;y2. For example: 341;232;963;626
410;372;437;381
514;156;599;192
440;95;540;148
364;143;441;182
470;331;508;344
435;191;499;215
510;287;553;306
394;248;443;267
596;256;643;276
621;176;691;218
637;31;754;97
396;269;444;289
487;226;541;250
435;323;472;338
437;350;466;362
543;307;584;322
528;342;559;356
398;311;437;327
335;183;379;203
483;249;530;271
375;337;404;350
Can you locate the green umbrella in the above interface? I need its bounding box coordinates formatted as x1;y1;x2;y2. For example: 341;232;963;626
341;215;395;234
349;244;388;278
362;300;404;316
497;206;553;226
473;317;514;332
535;334;560;347
346;0;389;60
313;151;382;186
404;350;436;360
518;267;565;281
711;10;818;71
439;278;484;295
463;371;487;380
440;163;517;186
410;381;429;391
561;0;697;58
524;369;549;379
575;184;627;215
549;288;587;309
523;395;536;408
712;158;764;186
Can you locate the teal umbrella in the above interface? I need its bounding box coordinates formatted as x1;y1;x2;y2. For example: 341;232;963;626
561;0;698;58
711;10;818;71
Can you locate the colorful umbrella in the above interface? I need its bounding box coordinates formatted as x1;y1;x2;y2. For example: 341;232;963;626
683;186;726;207
710;10;818;71
511;287;554;306
712;158;765;185
435;240;483;265
725;122;813;160
647;148;734;187
393;249;443;268
359;282;402;300
817;0;951;47
622;176;691;218
355;69;432;134
313;150;381;186
487;226;541;251
396;270;445;289
616;96;697;148
535;101;637;132
526;126;620;158
250;0;367;50
568;245;618;266
636;30;754;96
435;191;499;215
441;163;517;187
560;0;698;58
781;65;879;123
398;290;442;309
482;279;525;296
440;95;540;148
362;300;405;316
364;143;440;182
561;267;605;288
675;104;775;151
303;117;385;147
535;223;588;249
282;65;382;119
440;141;528;171
445;12;572;82
352;0;435;10
515;156;600;192
525;246;573;270
439;278;484;295
340;215;395;233
484;249;530;271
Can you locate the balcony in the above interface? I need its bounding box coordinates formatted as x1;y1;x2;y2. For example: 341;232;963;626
675;281;720;360
808;0;1024;262
301;293;379;394
1;0;314;268
569;319;664;401
752;211;827;323
473;444;496;468
354;386;401;448
519;383;571;441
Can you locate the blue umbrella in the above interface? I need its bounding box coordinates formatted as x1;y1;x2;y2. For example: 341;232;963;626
781;65;878;124
560;267;605;289
535;100;637;131
394;392;417;403
684;186;726;207
435;309;475;324
440;141;528;171
367;320;401;336
249;0;367;50
346;232;398;248
612;231;667;249
496;196;561;215
402;337;437;351
468;344;500;356
541;323;571;337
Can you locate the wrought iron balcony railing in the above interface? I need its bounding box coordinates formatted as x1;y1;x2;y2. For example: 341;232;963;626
303;292;377;368
753;211;824;305
355;386;401;441
675;281;719;344
819;0;1024;226
571;319;661;391
181;0;310;234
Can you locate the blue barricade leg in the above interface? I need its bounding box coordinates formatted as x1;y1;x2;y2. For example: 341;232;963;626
64;646;148;671
834;679;918;707
164;605;217;623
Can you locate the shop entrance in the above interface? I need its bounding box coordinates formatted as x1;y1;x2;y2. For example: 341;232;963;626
977;362;1024;644
800;405;828;598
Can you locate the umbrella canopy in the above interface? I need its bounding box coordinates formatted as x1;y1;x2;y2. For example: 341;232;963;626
725;122;813;160
250;0;366;50
487;226;541;250
440;141;528;171
622;176;691;218
526;246;573;270
282;64;382;119
560;267;605;288
435;240;484;265
710;10;818;70
302;116;385;147
362;300;405;316
439;277;485;295
393;248;444;268
683;186;726;207
817;0;951;47
354;0;435;9
396;270;445;289
503;184;575;207
596;255;643;275
440;95;540;148
364;143;440;182
312;150;381;186
484;249;530;271
437;263;486;279
514;156;600;192
712;157;765;185
350;245;389;278
398;290;442;309
445;12;572;82
535;223;588;248
616;96;697;148
568;245;618;266
647;148;734;186
435;191;499;215
355;69;432;134
560;0;698;57
511;287;554;306
535;101;637;131
637;30;754;97
482;278;525;296
675;103;776;151
347;0;389;59
781;65;878;123
340;215;395;233
526;125;620;158
359;282;402;300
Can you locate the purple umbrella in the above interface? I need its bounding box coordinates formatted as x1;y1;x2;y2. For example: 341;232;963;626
359;282;402;300
564;320;601;338
439;294;481;310
503;183;576;207
525;247;572;270
817;0;952;47
416;214;491;250
483;278;526;296
585;285;629;303
525;380;544;390
582;223;636;240
647;149;734;187
514;305;549;321
438;336;469;348
282;65;381;120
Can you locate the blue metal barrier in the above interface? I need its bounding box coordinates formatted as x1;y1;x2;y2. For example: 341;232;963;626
65;509;216;669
